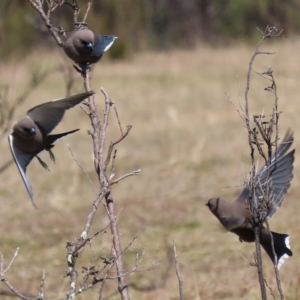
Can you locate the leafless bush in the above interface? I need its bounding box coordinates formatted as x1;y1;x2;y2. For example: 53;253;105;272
228;26;287;299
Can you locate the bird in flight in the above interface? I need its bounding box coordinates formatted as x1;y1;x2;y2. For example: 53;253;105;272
8;91;94;208
206;130;294;268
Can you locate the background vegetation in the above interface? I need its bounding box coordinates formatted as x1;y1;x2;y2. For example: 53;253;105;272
0;1;300;299
1;0;300;58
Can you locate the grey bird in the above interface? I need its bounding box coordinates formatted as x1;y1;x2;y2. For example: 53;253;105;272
8;91;94;208
206;130;294;268
63;28;117;69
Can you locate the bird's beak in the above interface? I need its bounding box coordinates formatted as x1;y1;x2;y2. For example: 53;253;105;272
205;202;209;206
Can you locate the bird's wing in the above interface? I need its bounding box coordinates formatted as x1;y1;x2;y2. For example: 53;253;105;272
92;35;117;56
8;135;37;209
27;91;94;134
236;130;294;217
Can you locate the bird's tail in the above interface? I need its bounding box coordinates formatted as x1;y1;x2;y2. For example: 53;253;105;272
46;129;80;163
261;231;292;269
47;129;80;146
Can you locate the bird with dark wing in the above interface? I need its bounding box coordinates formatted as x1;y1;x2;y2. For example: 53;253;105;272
63;28;117;70
206;130;295;268
8;91;94;208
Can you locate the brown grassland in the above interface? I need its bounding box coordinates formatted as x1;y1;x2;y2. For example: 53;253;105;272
0;38;300;299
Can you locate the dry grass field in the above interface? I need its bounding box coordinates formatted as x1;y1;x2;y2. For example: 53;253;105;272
1;37;300;299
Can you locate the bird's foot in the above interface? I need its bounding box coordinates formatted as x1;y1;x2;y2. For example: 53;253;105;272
36;155;50;171
48;149;56;163
73;63;91;76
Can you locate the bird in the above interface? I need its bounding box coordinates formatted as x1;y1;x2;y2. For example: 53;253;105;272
62;28;117;69
8;91;94;209
206;130;295;268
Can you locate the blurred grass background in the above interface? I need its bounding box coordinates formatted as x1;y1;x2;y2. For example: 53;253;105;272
1;1;300;300
1;0;300;58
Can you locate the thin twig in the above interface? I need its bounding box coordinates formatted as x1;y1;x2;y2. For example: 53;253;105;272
0;248;37;300
264;278;276;300
3;248;19;273
266;220;284;300
104;191;129;300
27;0;64;46
76;237;150;296
110;170;141;185
83;0;93;23
104;125;133;171
109;149;117;181
37;270;46;300
67;144;97;194
114;105;124;136
82;191;107;238
173;241;184;300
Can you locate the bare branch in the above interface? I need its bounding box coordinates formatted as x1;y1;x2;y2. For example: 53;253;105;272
83;0;93;24
173;241;184;300
229;25;285;300
82;191;106;238
83;69;101;174
266;220;284;300
104;125;133;171
0;248;38;300
104;191;129;300
37;270;46;300
80;74;134;300
76;237;151;296
110;170;141;186
114;105;124;136
264;278;276;300
2;248;19;273
27;0;64;46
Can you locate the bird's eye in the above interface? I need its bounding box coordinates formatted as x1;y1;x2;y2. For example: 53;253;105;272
83;41;93;49
24;127;36;135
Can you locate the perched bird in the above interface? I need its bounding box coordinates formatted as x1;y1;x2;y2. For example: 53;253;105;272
63;28;117;68
206;130;295;268
8;91;94;208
